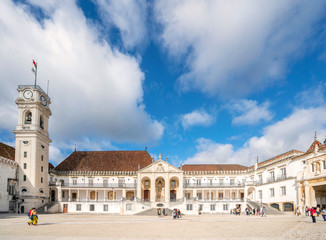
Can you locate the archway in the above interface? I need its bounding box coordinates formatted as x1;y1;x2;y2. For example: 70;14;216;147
141;177;151;202
51;190;56;201
21;205;25;214
169;177;179;201
270;203;279;210
155;177;165;202
283;202;294;211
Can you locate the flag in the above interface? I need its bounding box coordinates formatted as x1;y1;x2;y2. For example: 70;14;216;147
32;59;37;69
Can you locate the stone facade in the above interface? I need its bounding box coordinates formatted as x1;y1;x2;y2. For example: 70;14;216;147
0;84;326;214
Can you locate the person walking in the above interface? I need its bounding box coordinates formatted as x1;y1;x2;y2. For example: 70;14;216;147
172;209;176;219
321;208;326;221
262;207;267;217
309;207;317;223
28;208;38;226
305;206;309;216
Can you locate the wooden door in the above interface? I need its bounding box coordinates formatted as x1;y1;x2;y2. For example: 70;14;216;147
63;204;68;213
144;190;150;201
51;190;55;201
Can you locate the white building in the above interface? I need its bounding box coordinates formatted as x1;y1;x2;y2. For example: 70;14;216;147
0;84;325;214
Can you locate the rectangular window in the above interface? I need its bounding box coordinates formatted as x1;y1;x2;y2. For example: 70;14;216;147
281;186;286;195
259;190;262;198
210;204;215;211
24;163;27;169
281;168;286;177
270;171;274;179
230;179;235;185
24;151;27;158
186;204;193;211
219;179;224;185
104;205;109;211
185;193;190;200
270;188;274;197
41;166;43;172
231;192;236;199
196;179;201;186
323;160;326;170
197;193;202;200
199;204;203;211
89;178;94;186
90;204;95;211
209;179;213;186
312;163;315;172
185;179;190;185
258;175;262;184
23;175;26;181
76;204;81;211
41;155;43;161
223;204;229;211
126;204;132;211
103;179;108;186
41;177;43;183
218;193;223;199
73;179;77;185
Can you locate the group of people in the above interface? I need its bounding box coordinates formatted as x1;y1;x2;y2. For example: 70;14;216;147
27;208;38;226
172;209;181;219
305;206;326;223
230;207;266;217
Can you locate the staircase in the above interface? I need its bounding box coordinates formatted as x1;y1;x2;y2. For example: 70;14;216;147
135;208;173;216
36;201;58;213
247;200;283;215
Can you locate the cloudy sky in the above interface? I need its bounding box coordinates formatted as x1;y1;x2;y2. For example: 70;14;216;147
1;0;326;167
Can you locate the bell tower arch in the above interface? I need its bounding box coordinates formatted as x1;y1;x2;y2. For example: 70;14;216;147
14;85;52;211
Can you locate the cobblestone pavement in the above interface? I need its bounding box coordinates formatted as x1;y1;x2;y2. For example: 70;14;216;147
0;213;325;239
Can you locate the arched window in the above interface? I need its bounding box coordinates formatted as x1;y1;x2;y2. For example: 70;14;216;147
39;189;44;194
21;188;28;193
25;111;32;124
40;115;44;129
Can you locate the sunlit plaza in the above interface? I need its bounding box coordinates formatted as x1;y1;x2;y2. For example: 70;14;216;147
0;213;325;240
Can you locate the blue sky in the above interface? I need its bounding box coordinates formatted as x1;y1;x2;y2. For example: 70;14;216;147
1;0;326;167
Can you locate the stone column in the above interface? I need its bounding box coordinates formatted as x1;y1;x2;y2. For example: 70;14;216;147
122;189;126;199
151;176;155;202
193;189;197;200
165;176;169;202
86;189;88;202
68;189;71;202
137;173;142;200
223;190;226;200
304;181;310;207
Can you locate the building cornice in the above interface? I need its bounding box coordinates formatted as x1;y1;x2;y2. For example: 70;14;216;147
50;169;137;176
0;156;17;167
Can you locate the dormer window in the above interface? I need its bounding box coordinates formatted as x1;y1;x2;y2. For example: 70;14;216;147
25;111;32;124
40;115;44;129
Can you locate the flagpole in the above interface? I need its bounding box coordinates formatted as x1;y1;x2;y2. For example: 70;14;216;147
34;65;37;88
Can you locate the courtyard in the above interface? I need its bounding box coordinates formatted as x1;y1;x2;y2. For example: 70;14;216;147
0;213;325;239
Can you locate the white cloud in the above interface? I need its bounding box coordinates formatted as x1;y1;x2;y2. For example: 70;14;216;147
0;0;163;148
185;107;326;165
230;99;272;125
181;109;215;129
95;0;148;49
155;0;326;97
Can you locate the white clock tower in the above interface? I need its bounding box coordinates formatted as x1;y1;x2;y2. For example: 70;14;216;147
14;85;52;213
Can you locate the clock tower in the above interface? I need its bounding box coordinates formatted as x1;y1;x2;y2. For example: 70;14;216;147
14;85;52;212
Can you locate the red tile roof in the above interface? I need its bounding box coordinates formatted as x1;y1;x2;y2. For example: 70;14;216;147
54;150;153;172
181;164;249;172
257;149;303;168
306;140;323;153
0;142;15;161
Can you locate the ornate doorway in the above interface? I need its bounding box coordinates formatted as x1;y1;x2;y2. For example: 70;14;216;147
155;178;165;202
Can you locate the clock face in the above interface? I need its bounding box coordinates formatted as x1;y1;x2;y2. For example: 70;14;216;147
23;90;33;99
40;95;47;106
